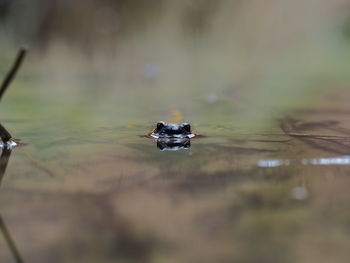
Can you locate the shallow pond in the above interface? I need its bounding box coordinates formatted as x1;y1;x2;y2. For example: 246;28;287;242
1;3;350;258
0;69;350;263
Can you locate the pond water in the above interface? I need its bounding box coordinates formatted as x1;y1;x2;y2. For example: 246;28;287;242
0;67;350;263
1;2;350;261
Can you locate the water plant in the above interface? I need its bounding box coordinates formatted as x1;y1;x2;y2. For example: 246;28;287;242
0;48;26;144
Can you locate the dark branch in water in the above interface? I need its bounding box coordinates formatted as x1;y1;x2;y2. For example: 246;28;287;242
0;48;27;143
0;48;27;101
0;123;12;142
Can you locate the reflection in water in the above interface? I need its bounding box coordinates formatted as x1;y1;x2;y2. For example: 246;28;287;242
257;159;291;168
0;216;23;263
0;48;26;150
290;173;309;201
307;156;350;165
150;122;195;139
144;121;196;151
0;48;26;262
156;138;191;151
281;118;350;155
290;186;308;200
258;156;350;167
0;146;23;263
0;2;350;260
0;148;11;186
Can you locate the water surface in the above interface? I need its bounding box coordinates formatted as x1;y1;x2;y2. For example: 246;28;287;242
0;81;350;263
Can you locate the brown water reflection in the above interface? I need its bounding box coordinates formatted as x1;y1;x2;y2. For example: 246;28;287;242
0;96;350;262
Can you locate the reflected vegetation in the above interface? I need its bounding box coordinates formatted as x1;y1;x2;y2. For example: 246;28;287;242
0;215;23;263
0;48;24;261
0;146;23;263
0;148;11;186
1;98;350;263
258;156;350;167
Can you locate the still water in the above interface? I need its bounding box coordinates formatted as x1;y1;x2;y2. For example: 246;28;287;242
0;73;350;263
1;2;350;257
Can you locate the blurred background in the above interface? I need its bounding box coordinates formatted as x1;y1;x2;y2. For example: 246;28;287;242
1;0;350;127
1;1;350;263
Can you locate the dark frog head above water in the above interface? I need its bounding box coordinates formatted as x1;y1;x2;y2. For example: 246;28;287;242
150;122;195;139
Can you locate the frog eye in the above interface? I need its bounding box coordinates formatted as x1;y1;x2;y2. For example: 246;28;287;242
181;123;191;133
156;122;165;130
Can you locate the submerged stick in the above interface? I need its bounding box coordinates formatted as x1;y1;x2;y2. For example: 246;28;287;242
0;48;27;101
0;147;11;186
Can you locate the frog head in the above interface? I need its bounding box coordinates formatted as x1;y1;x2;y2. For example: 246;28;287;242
151;121;192;138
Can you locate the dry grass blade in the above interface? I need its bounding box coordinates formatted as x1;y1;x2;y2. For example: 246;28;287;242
0;48;27;101
0;48;27;143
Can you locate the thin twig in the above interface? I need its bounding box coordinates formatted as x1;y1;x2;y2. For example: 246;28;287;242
0;48;27;101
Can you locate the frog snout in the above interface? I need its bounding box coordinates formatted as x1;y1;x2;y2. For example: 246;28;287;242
150;122;195;139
